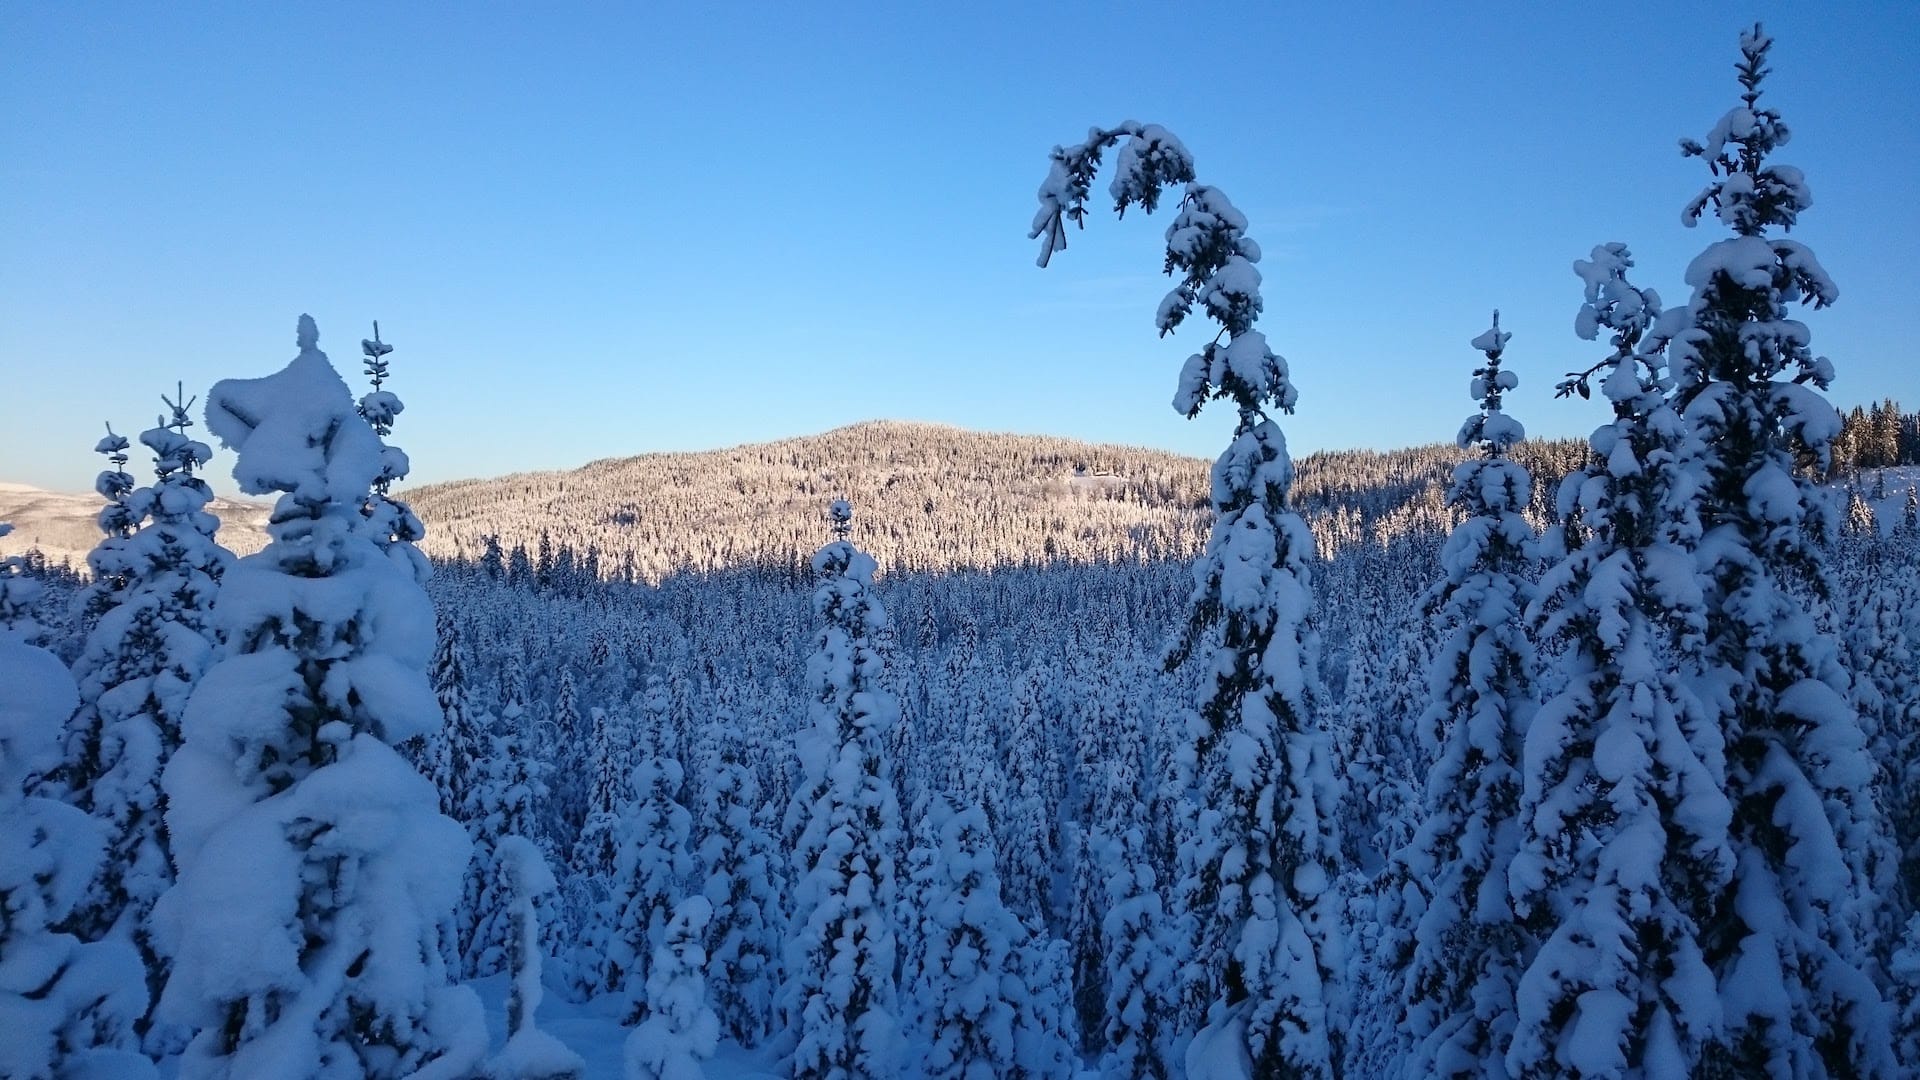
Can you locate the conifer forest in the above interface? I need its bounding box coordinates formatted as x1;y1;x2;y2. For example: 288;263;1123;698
4;24;1919;1080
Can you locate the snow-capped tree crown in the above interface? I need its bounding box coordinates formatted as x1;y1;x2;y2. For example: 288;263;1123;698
1459;311;1524;457
1030;122;1196;269
1657;22;1840;470
1563;242;1665;408
208;314;388;527
1030;122;1292;424
189;315;444;773
143;386;213;485
357;322;406;496
347;322;427;572
1546;242;1710;572
126;387;222;545
1678;24;1808;237
1442;312;1533;535
79;422;143;624
93;424;136;537
360;323;396;411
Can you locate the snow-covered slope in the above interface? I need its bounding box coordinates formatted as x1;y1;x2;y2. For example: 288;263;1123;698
0;485;268;568
1861;465;1920;534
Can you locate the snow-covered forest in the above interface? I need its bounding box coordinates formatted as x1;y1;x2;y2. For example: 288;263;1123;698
4;24;1919;1080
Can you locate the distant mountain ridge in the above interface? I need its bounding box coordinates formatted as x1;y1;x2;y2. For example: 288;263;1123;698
402;420;1589;582
403;420;1215;581
4;421;1592;582
0;483;269;569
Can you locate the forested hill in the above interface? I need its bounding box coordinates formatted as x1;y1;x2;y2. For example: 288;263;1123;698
402;419;1590;582
15;402;1909;582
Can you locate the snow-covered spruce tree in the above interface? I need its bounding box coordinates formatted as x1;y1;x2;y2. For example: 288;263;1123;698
1841;552;1918;931
1383;313;1540;1078
562;704;630;1001
62;389;231;1046
999;667;1061;928
610;755;695;1024
908;800;1073;1080
1015;919;1079;1079
424;611;485;820
942;655;1008;833
153;316;485;1079
585;706;630;832
888;681;930;824
0;524;34;638
422;614;489;973
540;667;585;860
0;637;155;1080
1329;600;1433;877
781;499;904;1079
1505;245;1732;1079
898;796;944;1036
1841;488;1877;538
1898;918;1920;1070
531;669;584;964
1033;122;1343;1077
1339;417;1480;1080
1069;679;1144;1051
1869;562;1920;910
1100;823;1179;1080
624;896;719;1080
641;671;682;770
73;424;139;633
697;719;780;1047
51;425;139;800
908;800;1026;1079
355;323;428;582
498;655;530;745
1641;26;1893;1076
464;698;551;979
482;835;585;1080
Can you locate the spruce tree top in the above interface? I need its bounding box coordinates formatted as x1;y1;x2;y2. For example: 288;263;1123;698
1460;311;1524;457
209;315;389;525
1030;123;1297;427
1678;24;1811;238
92;425;136;538
358;326;407;497
123;387;221;546
145;386;212;481
1661;23;1838;415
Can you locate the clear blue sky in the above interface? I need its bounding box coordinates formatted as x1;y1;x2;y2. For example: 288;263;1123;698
4;2;1915;495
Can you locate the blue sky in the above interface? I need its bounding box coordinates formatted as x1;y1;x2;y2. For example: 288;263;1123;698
3;2;1916;495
